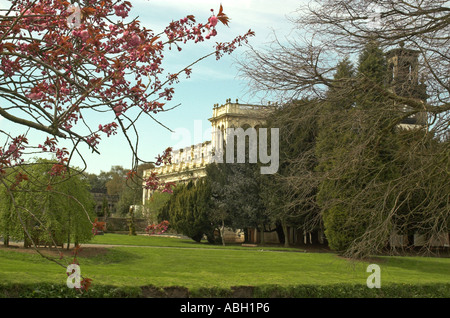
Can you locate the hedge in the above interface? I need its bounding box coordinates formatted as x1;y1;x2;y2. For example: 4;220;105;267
1;283;449;298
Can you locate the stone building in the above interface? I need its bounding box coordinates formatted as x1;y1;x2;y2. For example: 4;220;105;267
142;99;277;204
141;99;277;243
209;99;277;153
386;44;428;130
386;45;449;248
91;192;119;216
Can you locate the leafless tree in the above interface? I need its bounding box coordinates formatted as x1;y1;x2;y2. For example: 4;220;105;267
239;0;449;258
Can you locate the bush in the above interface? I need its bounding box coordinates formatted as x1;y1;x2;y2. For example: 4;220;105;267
162;180;215;243
1;283;448;298
0;283;141;298
145;220;170;235
323;205;362;251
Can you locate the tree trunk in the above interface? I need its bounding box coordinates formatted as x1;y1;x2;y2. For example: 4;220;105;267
24;231;31;248
260;225;265;245
282;220;290;248
221;220;226;246
3;235;9;247
128;206;136;236
275;222;285;245
244;228;249;243
67;211;71;250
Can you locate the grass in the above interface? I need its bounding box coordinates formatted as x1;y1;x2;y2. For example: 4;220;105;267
89;233;302;251
0;233;449;297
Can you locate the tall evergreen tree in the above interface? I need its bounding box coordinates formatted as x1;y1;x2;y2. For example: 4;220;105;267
315;56;360;251
316;41;398;253
260;99;321;247
162;180;216;243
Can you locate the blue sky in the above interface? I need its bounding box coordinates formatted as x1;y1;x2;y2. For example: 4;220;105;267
0;0;304;174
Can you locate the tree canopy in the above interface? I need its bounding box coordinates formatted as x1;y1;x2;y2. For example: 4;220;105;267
0;1;254;256
0;0;254;190
239;1;449;258
0;158;96;250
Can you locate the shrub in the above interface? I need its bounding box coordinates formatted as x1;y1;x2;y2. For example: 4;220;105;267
145;220;170;235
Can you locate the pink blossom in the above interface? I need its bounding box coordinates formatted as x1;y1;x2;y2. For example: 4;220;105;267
114;105;123;115
8;144;17;154
27;92;43;100
209;15;218;27
114;5;128;18
80;30;89;41
128;34;141;47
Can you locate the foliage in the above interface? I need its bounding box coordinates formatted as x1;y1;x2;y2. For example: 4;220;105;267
1;282;449;298
144;190;171;224
0;282;141;298
222;163;266;235
99;196;110;217
205;139;269;244
0;1;254;266
86;164;153;216
260;99;321;246
92;218;106;235
145;220;170;235
315;41;402;252
204;162;231;244
0;159;96;247
161;179;215;243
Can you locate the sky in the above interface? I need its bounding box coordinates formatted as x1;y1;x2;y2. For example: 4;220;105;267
0;0;305;175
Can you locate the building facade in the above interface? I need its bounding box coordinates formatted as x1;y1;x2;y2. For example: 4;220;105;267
141;99;277;243
142;99;277;204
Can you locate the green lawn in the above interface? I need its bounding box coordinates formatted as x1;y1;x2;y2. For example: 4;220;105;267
0;233;449;297
89;233;302;251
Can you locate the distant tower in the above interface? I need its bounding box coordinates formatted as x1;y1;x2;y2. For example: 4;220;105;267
386;43;427;127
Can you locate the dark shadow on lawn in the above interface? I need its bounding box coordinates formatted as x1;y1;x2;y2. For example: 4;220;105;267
84;247;144;265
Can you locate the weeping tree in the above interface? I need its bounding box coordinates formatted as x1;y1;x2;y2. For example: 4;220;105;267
0;159;96;249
